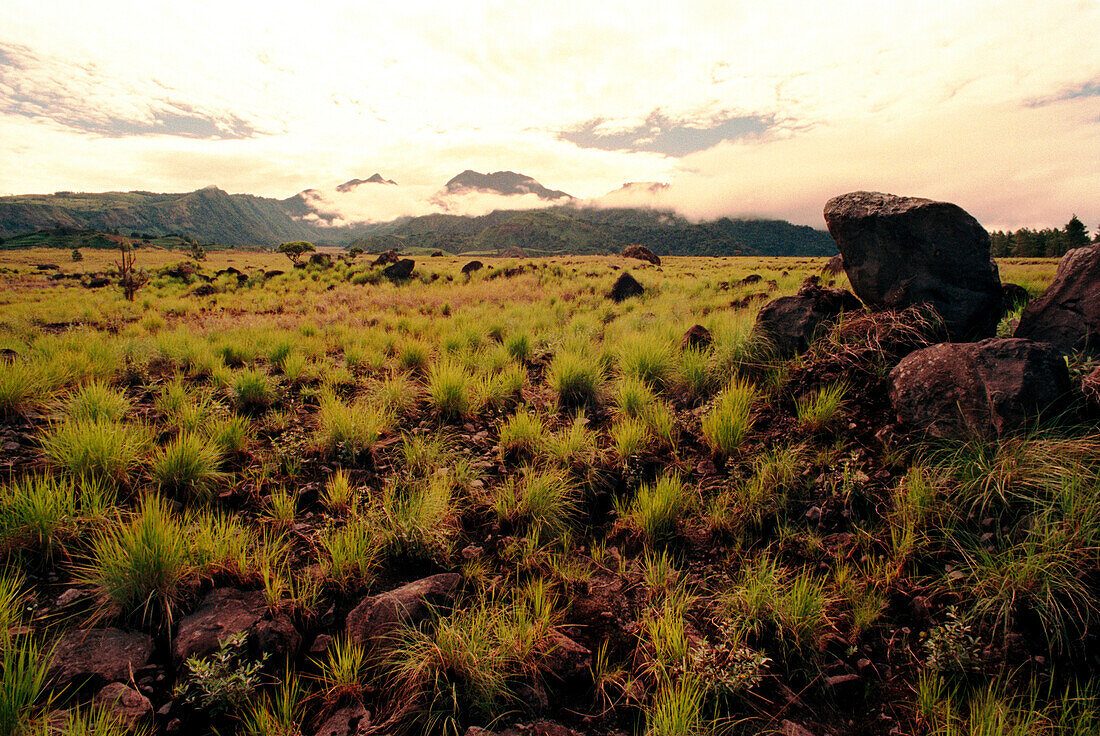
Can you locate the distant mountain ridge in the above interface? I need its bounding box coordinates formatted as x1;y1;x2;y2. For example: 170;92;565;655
0;171;837;256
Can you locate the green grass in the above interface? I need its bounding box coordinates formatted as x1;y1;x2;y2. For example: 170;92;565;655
626;473;694;546
612;417;650;461
82;494;192;621
62;380;131;422
230;368;276;412
315;394;391;460
0;635;53;736
495;468;578;539
550;351;603;408
320;518;379;586
150;432;224;499
795;381;848;431
428;360;474;420
0;474;113;554
0;360;44;417
498;410;546;460
41;417;150;485
701;378;757;456
619;338;674;391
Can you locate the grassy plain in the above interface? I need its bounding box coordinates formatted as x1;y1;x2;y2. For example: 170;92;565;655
2;246;1094;736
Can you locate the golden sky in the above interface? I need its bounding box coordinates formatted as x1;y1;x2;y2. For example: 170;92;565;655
1;0;1098;230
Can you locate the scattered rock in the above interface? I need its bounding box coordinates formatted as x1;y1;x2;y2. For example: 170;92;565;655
822;254;845;276
383;258;415;281
35;263;60;271
92;683;153;729
49;628;155;692
823;191;1003;340
461;260;484;275
162;263;199;280
346;573;462;647
1082;366;1100;410
608;272;644;302
83;276;110;288
889;337;1071;439
740;274;763;285
680;324;714;351
191;284;217;297
780;720;817;736
372;250;400;267
541;630;591;681
315;703;371;736
620;245;660;266
173;588;299;665
263;270;284;280
431;250;445;257
55;588;83;607
754;278;862;356
1015;245;1100;357
825;673;863;695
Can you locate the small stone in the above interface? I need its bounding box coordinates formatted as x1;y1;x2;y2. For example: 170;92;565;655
55;588;84;607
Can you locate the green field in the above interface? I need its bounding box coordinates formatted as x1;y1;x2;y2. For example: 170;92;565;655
3;249;1097;736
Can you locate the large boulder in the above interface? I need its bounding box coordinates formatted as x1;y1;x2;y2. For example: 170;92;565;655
461;260;484;275
822;254;845;276
754;278;863;357
173;588;300;665
93;683;153;729
48;628;155;693
383;259;415;281
608;272;644;302
621;245;660;266
346;573;462;647
680;325;714;351
823;192;1002;340
1015;245;1100;357
371;250;400;267
889;338;1070;440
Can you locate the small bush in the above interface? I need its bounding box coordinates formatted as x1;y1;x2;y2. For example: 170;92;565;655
175;632;265;715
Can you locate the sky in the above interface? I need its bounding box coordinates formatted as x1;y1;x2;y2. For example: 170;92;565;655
1;0;1098;231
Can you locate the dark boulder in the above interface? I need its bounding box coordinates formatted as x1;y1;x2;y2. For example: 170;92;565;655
620;245;660;266
162;263;199;280
49;628;154;693
372;250;400;267
461;260;484;275
680;325;714;351
754;278;863;357
191;284;217;297
383;258;415;281
823;191;1002;340
1015;245;1100;357
608;272;644;303
35;263;60;271
315;703;371;736
740;274;763;285
263;270;284;280
540;630;591;681
431;250;445;257
889;338;1070;439
173;588;299;665
83;276;110;288
346;573;462;648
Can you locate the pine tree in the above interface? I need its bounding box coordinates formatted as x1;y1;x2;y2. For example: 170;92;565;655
1065;215;1090;250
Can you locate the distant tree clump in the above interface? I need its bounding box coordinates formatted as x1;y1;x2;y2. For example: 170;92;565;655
71;249;83;262
189;242;207;262
348;247;364;259
990;216;1093;258
278;241;315;265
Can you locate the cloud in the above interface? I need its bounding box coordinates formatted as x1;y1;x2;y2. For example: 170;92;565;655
0;0;1098;229
301;184;563;226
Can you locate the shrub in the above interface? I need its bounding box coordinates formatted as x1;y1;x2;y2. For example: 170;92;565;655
41;418;150;485
63;380;131;422
627;473;693;546
83;495;191;620
175;632;265;715
151;433;224;499
701;378;757;456
550;352;602;408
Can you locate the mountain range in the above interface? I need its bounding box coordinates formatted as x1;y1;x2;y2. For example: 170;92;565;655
0;171;837;257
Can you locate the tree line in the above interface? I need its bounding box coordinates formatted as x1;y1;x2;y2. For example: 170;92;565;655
990;215;1096;257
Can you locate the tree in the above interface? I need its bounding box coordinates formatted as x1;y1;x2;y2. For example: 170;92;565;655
278;241;315;265
1065;215;1090;250
189;242;207;262
348;247;364;259
71;249;83;262
116;242;148;301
